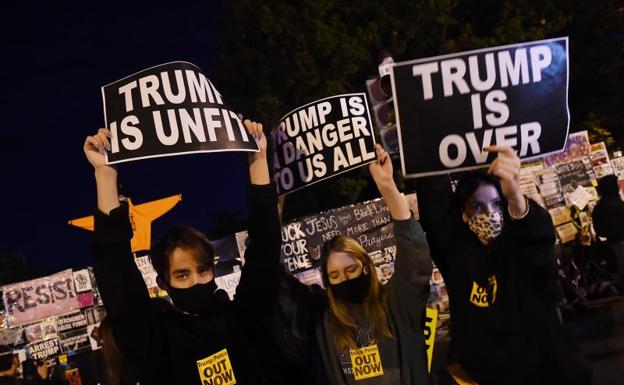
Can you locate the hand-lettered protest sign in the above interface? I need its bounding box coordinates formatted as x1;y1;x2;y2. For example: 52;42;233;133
271;93;376;194
102;61;258;164
1;270;80;326
391;37;569;177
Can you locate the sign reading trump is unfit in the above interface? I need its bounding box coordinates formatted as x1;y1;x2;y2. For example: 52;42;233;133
271;93;376;195
391;37;569;177
102;61;258;164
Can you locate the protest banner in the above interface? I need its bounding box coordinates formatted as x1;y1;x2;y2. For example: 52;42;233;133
543;130;591;167
391;37;569;177
1;270;80;326
102;61;258;164
271;93;376;194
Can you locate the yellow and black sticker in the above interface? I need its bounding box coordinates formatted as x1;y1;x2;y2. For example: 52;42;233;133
423;307;438;372
196;348;236;385
350;344;384;381
470;275;497;308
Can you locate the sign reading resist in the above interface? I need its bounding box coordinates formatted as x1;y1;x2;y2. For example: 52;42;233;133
391;37;569;177
102;61;258;164
271;93;376;194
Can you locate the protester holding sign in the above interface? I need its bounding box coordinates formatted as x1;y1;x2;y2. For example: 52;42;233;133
84;120;284;385
416;146;592;385
317;144;433;384
272;144;432;385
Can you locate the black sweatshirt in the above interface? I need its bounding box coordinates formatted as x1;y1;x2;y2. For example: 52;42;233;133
91;183;283;385
417;176;592;385
592;196;624;242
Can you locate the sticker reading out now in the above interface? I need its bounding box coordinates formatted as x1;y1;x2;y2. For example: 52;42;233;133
350;344;384;381
196;348;236;385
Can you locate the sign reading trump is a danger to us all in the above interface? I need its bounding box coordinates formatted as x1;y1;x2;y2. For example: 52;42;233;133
271;93;376;195
391;37;569;177
102;61;258;164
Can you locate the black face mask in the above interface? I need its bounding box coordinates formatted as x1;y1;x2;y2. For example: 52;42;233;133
330;272;371;304
167;280;218;315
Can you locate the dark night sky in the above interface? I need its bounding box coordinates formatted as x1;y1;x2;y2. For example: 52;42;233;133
0;2;253;275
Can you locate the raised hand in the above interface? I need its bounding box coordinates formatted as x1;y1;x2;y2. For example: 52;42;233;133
244;119;267;158
243;119;270;185
486;145;527;215
369;144;395;190
84;128;113;171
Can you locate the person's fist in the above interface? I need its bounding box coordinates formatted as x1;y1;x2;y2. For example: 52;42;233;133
369;144;394;189
84;128;113;171
486;145;524;207
244;119;267;158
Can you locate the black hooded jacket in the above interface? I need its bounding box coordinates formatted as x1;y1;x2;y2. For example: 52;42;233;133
91;183;284;385
417;175;592;385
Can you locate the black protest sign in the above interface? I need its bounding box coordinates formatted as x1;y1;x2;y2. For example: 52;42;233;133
57;311;88;333
60;327;91;355
27;338;60;360
280;196;400;275
391;37;569;177
271;93;376;195
102;61;258;164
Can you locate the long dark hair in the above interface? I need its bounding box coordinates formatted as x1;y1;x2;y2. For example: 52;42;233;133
453;171;506;216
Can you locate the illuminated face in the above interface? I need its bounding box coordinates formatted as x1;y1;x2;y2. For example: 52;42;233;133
168;248;214;289
326;251;364;285
462;184;502;222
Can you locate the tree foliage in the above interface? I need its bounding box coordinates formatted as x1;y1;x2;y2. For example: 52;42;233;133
216;0;624;219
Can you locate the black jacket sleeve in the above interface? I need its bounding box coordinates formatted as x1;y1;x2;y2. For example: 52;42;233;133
234;183;282;311
506;199;558;293
91;203;162;367
91;203;152;316
415;174;456;273
386;214;434;331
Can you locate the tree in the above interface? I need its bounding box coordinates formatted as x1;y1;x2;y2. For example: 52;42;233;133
216;0;624;220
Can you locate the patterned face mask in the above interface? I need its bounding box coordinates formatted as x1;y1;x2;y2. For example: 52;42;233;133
467;211;504;245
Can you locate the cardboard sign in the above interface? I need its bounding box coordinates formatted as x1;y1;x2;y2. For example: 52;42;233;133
1;270;80;326
350;344;384;380
271;93;376;194
196;348;236;385
102;61;258;164
391;37;569;177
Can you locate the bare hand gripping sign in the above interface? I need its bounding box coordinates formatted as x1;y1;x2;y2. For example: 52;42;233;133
271;93;376;194
391;37;569;177
102;61;258;164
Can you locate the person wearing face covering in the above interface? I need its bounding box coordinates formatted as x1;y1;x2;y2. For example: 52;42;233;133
85;120;283;385
279;144;433;385
416;146;592;385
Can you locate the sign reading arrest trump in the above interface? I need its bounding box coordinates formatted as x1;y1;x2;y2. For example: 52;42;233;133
391;37;569;177
271;93;376;194
102;61;258;164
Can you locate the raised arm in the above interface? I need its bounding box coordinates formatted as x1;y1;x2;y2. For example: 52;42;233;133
85;129;152;316
370;145;433;325
234;120;282;308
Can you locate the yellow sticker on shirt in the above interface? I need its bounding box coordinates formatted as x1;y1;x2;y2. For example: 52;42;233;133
196;348;236;385
470;276;497;308
350;344;384;381
424;307;438;373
